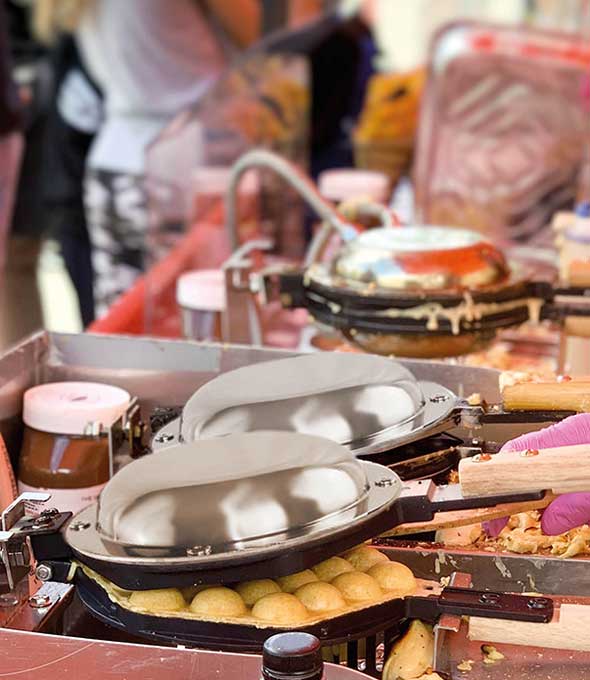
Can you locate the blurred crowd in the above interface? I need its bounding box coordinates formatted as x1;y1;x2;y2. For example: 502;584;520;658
0;0;588;350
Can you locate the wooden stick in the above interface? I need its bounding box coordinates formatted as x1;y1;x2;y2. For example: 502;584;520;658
459;444;590;498
502;381;590;412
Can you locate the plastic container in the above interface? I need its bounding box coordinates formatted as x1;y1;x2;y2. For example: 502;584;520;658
18;382;130;514
318;168;390;206
176;269;226;341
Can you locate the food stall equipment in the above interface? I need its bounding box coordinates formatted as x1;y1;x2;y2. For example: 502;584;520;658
1;333;589;678
216;149;590;358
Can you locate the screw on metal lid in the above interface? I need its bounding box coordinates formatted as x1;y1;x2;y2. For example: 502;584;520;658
262;633;323;679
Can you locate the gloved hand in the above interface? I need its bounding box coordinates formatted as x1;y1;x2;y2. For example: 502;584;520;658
484;413;590;537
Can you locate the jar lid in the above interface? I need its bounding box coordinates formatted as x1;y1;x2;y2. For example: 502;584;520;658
176;269;226;311
262;633;322;680
191;167;259;197
23;382;131;435
318;168;389;203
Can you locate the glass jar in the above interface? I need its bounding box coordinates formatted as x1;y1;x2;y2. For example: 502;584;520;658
18;382;130;515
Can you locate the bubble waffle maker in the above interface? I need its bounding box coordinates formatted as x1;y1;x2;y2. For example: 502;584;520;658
222;150;590;358
150;353;571;460
19;430;555;662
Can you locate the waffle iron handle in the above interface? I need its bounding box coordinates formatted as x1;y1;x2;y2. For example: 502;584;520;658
406;588;553;623
392;479;547;525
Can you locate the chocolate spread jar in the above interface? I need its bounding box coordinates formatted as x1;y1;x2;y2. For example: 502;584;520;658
18;382;130;514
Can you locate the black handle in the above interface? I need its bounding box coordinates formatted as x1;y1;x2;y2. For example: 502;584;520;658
393;479;547;525
473;406;575;424
278;270;307;308
406;588;553;623
26;512;73;562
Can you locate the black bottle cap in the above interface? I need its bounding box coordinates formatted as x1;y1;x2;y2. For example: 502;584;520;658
262;632;323;680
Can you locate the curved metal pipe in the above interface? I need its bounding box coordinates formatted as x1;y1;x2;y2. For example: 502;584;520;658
225;149;359;264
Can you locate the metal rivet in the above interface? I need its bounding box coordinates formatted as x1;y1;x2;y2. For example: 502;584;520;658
375;478;395;487
472;453;492;463
70;521;91;532
430;395;449;403
479;592;500;605
29;594;52;609
527;597;550;609
520;449;539;458
35;564;53;582
0;594;19;608
155;433;175;444
186;545;212;557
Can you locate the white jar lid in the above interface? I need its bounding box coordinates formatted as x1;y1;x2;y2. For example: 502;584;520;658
23;382;131;436
191;167;259;197
318;169;390;203
176;269;226;311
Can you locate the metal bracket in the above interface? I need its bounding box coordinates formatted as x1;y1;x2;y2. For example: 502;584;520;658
0;493;53;591
432;572;471;675
221;239;273;345
108;396;146;475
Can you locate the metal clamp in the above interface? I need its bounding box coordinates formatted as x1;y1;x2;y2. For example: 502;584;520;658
1;493;52;591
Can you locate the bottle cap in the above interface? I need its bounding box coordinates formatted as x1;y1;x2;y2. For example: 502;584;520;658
23;382;131;435
262;633;323;680
575;201;590;218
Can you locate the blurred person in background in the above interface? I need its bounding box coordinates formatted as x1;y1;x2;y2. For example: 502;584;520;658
35;0;260;318
0;0;51;350
0;2;21;269
36;31;102;328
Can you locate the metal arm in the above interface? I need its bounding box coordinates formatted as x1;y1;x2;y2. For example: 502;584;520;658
225;149;360;265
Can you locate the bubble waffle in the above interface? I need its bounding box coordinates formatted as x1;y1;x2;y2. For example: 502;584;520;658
78;548;421;629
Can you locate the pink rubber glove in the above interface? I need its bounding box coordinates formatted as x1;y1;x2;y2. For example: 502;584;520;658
484;413;590;537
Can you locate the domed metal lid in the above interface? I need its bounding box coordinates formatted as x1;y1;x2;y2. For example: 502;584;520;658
177;353;433;456
310;226;510;295
67;432;404;568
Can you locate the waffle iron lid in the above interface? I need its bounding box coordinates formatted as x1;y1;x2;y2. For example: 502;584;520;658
92;431;390;558
311;225;509;294
179;353;426;449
